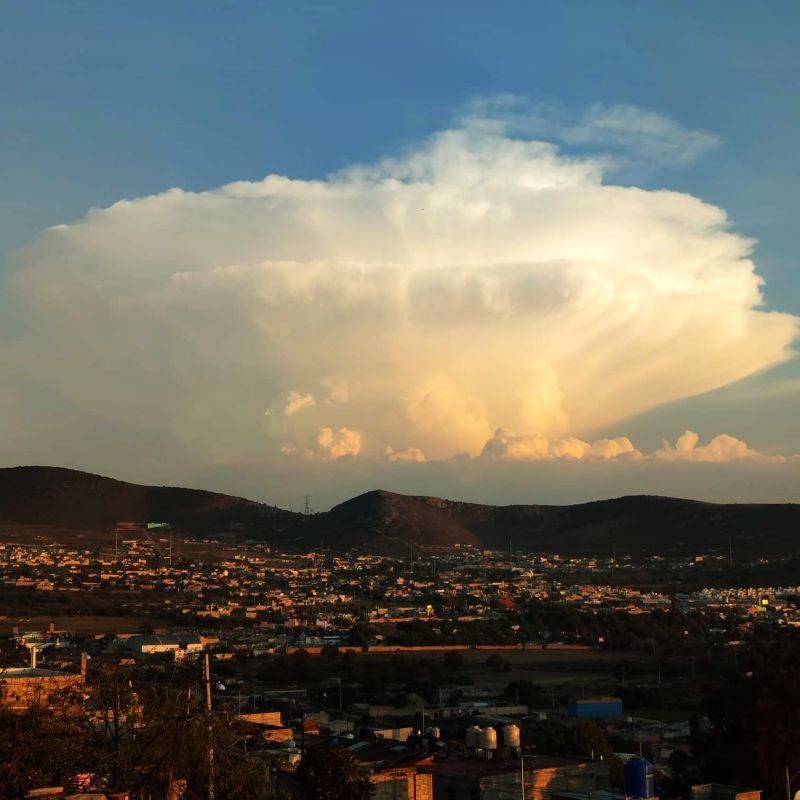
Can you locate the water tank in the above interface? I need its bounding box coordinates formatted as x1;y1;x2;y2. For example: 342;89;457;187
466;725;482;749
480;726;498;750
503;724;521;748
624;757;655;799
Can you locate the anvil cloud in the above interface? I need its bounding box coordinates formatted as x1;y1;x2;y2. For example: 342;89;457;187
1;105;797;473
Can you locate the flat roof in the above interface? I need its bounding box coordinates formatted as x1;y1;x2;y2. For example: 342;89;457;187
433;754;597;779
0;667;80;679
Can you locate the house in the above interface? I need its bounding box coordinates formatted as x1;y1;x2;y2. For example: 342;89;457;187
432;754;610;800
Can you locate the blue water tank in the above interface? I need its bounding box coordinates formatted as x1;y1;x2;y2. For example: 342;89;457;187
624;757;655;799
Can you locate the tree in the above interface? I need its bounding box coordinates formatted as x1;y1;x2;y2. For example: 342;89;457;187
694;631;800;800
0;674;272;800
296;744;373;800
443;651;464;670
485;654;506;672
0;686;86;800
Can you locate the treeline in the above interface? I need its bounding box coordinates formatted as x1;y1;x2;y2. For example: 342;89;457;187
0;670;271;800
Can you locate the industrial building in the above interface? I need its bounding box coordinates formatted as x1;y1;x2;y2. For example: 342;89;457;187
567;697;623;719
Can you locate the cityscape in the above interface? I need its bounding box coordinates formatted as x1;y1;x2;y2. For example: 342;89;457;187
2;2;800;799
2;471;800;798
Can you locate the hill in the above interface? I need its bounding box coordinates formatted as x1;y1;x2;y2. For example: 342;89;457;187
305;490;800;558
0;466;298;533
0;467;798;558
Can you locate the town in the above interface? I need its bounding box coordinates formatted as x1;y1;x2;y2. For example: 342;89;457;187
2;524;796;799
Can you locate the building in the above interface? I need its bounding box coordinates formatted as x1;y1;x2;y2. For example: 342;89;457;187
117;633;204;658
433;754;610;800
0;665;85;711
691;784;763;800
345;739;434;800
567;697;623;719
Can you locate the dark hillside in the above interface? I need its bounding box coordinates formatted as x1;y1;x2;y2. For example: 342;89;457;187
1;467;799;558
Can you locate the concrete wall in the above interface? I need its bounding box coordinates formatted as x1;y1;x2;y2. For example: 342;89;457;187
372;768;433;800
0;672;84;710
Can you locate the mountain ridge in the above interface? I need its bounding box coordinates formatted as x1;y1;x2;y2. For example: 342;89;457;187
0;466;798;558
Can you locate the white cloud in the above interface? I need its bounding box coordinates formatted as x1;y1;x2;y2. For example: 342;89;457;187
284;391;316;416
317;427;362;460
322;377;350;404
385;446;427;463
482;429;641;461
0;100;796;472
655;430;785;464
480;428;790;464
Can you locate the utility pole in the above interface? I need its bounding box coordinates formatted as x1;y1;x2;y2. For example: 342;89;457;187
784;766;800;800
203;652;215;800
520;754;535;800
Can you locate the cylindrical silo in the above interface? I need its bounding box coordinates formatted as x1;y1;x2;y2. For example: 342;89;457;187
503;723;521;748
466;725;481;749
480;726;498;750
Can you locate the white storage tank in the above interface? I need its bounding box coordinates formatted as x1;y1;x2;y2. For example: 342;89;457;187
466;725;482;749
503;723;521;748
480;726;498;750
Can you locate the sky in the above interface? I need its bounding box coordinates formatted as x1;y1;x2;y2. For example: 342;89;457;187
1;1;799;510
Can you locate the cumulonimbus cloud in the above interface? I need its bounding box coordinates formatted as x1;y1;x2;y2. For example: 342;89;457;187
1;102;797;468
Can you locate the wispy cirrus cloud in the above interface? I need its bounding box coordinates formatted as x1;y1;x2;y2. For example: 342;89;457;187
460;96;721;168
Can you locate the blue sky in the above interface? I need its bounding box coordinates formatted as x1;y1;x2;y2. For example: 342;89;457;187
1;2;798;506
2;1;798;298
